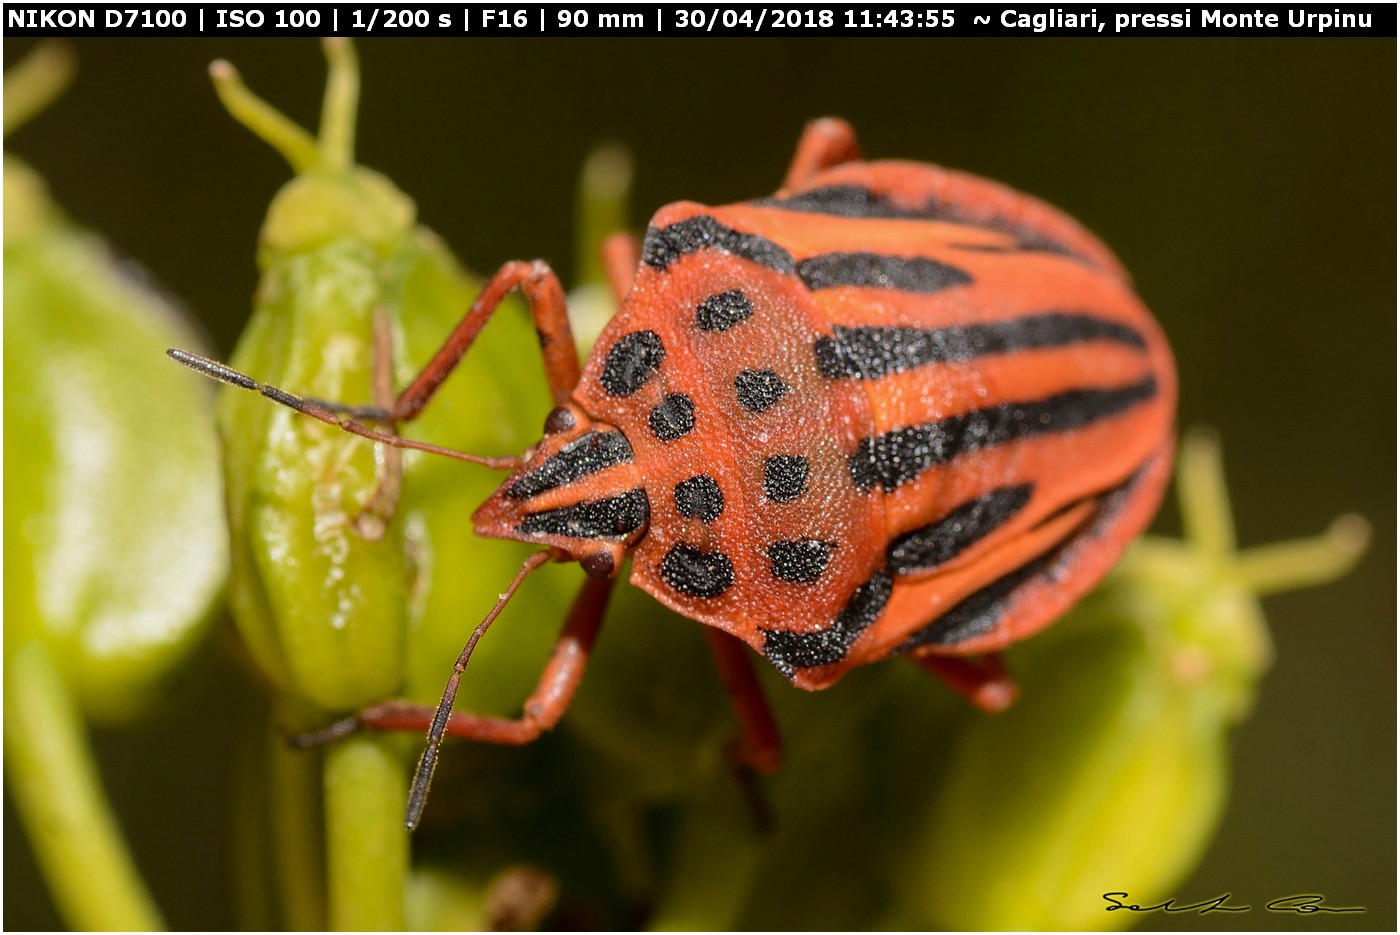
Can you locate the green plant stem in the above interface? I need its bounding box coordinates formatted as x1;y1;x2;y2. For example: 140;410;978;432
208;59;319;173
1177;429;1236;561
324;733;408;931
2;640;164;930
270;730;326;930
574;142;633;286
1235;514;1371;596
232;729;273;932
318;38;359;173
3;42;76;137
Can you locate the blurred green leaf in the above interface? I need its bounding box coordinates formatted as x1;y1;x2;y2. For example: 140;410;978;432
3;42;224;932
4;107;225;726
888;432;1368;931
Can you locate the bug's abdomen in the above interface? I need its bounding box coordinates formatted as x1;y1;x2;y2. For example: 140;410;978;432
743;161;1176;686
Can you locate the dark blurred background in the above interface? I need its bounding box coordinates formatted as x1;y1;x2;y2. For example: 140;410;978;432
4;38;1394;930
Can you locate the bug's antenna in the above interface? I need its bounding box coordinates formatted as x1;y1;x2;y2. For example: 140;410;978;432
405;550;553;830
167;348;522;470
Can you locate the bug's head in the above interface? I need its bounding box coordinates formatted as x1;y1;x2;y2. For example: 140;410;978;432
472;403;648;578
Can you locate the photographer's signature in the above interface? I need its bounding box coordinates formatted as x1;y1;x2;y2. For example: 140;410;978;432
1104;892;1365;915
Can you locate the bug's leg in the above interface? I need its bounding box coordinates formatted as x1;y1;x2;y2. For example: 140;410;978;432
395;259;580;415
351;305;404;539
782;117;862;189
168;259;577;467
704;628;783;831
601;232;641;302
311;570;617;828
911;652;1019;714
704;629;783;774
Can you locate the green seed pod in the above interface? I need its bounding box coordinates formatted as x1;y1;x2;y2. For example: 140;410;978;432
889;432;1368;931
3;42;226;723
4;43;225;932
212;41;570;717
207;42;594;929
213;41;413;713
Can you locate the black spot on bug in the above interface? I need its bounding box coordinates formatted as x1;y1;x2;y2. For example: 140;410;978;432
797;253;973;294
506;431;634;500
517;488;650;540
600;331;665;396
696;290;754;332
641;216;795;274
887;485;1034;576
767;540;836;584
762;570;892;677
734;369;790;413
848;377;1160;491
648;393;695;441
814;314;1150;380
661;544;735;598
763;455;809;503
674;475;724;522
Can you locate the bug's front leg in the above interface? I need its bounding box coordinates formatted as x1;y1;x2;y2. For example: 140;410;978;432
168;260;579;469
314;573;616;827
395;259;580;416
911;652;1019;714
782;117;862;189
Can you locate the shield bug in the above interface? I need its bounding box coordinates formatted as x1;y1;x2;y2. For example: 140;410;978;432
172;118;1176;828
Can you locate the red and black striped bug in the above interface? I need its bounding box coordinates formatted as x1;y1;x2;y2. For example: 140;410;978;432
172;118;1176;828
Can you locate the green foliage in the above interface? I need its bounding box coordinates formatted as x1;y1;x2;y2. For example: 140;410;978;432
3;43;226;931
890;434;1367;930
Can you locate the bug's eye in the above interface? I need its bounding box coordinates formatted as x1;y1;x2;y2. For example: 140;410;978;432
580;551;615;579
543;406;577;435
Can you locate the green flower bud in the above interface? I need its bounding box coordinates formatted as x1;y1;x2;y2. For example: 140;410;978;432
260;170;414;263
4;45;226;723
212;41;412;712
890;432;1368;931
4;43;222;932
222;247;408;710
213;41;570;716
207;41;595;929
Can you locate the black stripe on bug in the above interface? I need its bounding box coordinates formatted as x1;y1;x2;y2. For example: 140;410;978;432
849;376;1159;492
814;313;1149;380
